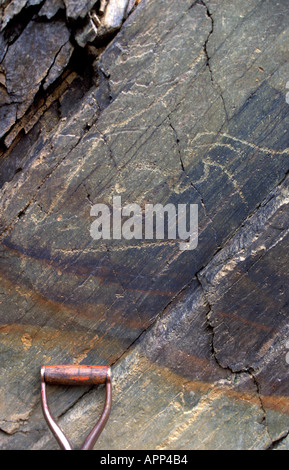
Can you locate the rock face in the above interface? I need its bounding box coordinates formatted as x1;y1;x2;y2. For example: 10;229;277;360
0;0;289;451
2;20;72;122
0;0;139;141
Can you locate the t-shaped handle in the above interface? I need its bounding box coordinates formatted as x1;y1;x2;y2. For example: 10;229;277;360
41;365;112;450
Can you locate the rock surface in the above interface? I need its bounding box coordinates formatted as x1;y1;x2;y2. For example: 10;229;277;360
63;0;97;19
0;0;289;451
0;0;139;141
97;0;129;37
2;20;71;121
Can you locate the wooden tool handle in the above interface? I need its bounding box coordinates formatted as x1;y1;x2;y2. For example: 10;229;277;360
42;365;110;386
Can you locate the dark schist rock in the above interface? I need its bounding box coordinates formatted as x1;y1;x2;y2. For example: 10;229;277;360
63;0;97;19
0;0;140;142
199;175;289;443
2;20;72;119
0;1;43;31
0;0;289;450
38;0;65;20
0;15;73;139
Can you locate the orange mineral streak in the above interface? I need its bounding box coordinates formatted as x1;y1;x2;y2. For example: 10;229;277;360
0;271;148;330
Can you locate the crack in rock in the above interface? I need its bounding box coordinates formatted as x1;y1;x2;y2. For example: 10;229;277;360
199;0;229;121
